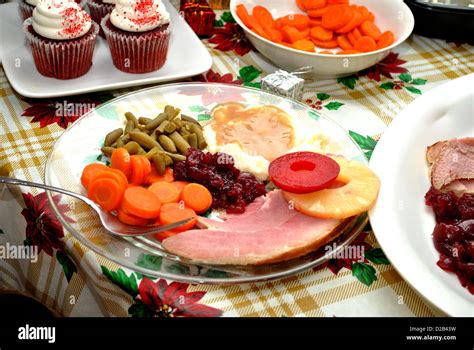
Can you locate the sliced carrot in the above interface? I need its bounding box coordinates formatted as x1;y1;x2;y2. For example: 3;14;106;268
303;0;327;10
252;25;271;41
352;27;362;40
92;169;128;193
281;42;295;49
377;31;395;49
311;37;338;48
171;181;189;195
253;5;275;28
321;5;354;30
180;183;213;214
263;24;283;43
296;0;306;11
277;14;310;31
293;39;316;52
236;4;258;29
354;35;377;52
140;156;152;184
347;31;357;46
318;50;334;54
159;203;197;232
337;49;359;55
310;26;333;42
117;209;149;226
111;148;132;179
357;5;370;22
129;155;144;185
336;8;362;33
328;0;348;4
149;182;181;204
300;27;311;38
337;34;354;50
360;20;382;40
367;11;375;22
81;163;109;189
309;18;322;27
307;7;331;18
147;167;174;184
122;186;162;219
281;25;304;43
88;178;123;212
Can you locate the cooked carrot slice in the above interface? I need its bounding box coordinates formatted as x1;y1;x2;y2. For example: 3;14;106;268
277;14;310;31
293;39;316;52
328;0;348;4
252;25;271;41
92;169;128;193
88;178;123;212
360;20;382;40
149;182;181;204
354;36;377;52
367;12;375;22
352;27;362;39
140;156;151;184
321;5;354;30
253;5;275;28
336;8;362;33
263;24;283;43
337;34;354;50
180;183;213;214
170;181;189;195
357;5;370;21
129;155;144;185
311;26;333;41
309;18;322;27
336;49;360;55
159;203;197;232
122;186;162;219
281;25;304;43
347;31;357;46
111;148;132;179
296;0;306;11
311;37;338;48
147;167;174;184
307;7;331;18
303;0;327;10
81;163;109;189
117;209;149;226
377;31;395;49
236;4;258;29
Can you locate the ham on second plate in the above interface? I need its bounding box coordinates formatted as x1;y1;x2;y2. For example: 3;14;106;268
162;190;353;265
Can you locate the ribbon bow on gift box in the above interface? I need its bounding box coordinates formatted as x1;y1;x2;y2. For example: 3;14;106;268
180;0;216;37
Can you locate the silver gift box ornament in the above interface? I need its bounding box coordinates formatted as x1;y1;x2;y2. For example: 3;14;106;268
261;70;305;101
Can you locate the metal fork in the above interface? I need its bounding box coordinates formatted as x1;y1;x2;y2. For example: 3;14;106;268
0;176;191;237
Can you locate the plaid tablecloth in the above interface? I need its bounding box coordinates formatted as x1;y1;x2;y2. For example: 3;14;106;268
0;0;473;317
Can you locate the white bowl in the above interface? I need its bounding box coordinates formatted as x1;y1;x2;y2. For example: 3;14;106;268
230;0;415;78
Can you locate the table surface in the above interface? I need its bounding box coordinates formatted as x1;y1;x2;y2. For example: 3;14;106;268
0;0;473;317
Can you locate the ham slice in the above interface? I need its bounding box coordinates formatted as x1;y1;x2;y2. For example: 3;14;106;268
427;137;474;194
163;190;349;265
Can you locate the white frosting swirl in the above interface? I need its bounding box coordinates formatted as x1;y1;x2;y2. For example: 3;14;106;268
110;0;170;32
32;0;92;40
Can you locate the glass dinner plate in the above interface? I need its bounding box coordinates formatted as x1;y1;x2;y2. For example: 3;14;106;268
45;83;368;284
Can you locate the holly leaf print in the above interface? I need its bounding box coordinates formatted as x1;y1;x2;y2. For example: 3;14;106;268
197;114;211;122
136;254;163;272
365;248;390;265
188;105;207;113
337;75;359;90
405;86;422;95
325;102;344;111
411;78;427;85
349;131;377;160
166;263;191;275
238;66;262;84
214;19;224;27
308;110;320;121
380;82;395;90
101;266;138;297
398;73;412;83
316;93;330;101
56;251;77;282
245;81;262;89
352;262;377;286
221;11;236;24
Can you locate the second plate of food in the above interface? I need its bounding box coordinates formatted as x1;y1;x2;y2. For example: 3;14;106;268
46;83;380;284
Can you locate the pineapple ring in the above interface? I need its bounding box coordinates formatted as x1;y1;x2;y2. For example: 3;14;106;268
283;157;380;219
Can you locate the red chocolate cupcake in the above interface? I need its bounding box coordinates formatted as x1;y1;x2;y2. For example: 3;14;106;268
23;0;99;79
19;0;87;21
86;0;115;37
101;0;171;74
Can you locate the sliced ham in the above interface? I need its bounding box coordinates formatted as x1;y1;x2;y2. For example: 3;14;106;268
164;190;350;265
427;137;474;193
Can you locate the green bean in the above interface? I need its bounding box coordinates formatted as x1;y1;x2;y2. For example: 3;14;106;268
144;147;160;160
152;154;166;175
164;105;175;120
157;150;186;162
169;131;191;154
187;133;198;149
158;135;178;153
145;112;168;131
125;112;139;127
164;122;177;134
129;131;161;150
172;118;183;129
101;146;115;157
139;117;152;125
157;120;171;133
124;141;140;155
104;128;123;147
181;114;201;126
124;120;134;133
116;138;125;148
161;154;173;166
188;124;207;149
179;128;190;137
137;148;147;155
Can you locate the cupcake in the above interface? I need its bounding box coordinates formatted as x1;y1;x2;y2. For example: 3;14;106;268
23;0;99;79
86;0;115;37
101;0;171;74
19;0;87;21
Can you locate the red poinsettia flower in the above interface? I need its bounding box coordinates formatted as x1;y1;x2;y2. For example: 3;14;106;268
137;277;222;317
358;52;408;82
21;192;65;256
22;93;114;129
315;231;373;275
209;22;256;56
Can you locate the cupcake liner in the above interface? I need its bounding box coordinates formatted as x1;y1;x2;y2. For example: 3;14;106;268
23;18;99;80
19;0;88;21
86;0;114;37
101;14;171;74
